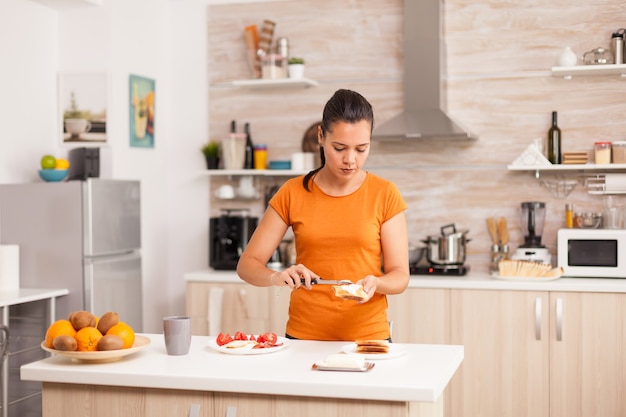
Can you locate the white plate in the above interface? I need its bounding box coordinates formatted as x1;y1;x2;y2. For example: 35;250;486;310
41;335;151;363
207;336;288;355
312;362;375;372
491;274;561;282
340;343;407;360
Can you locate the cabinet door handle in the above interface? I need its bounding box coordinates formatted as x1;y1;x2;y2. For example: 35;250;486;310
555;297;563;341
535;297;542;340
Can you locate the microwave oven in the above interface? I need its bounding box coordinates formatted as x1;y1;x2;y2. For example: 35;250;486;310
557;228;626;278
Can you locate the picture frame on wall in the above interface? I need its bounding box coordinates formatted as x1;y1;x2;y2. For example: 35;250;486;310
58;71;108;144
129;74;155;148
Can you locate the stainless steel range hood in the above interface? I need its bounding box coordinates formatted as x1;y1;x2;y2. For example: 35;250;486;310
373;0;476;140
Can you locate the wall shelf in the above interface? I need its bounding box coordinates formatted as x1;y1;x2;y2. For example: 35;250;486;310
551;64;626;78
201;169;306;177
508;163;626;173
508;164;626;197
228;78;318;89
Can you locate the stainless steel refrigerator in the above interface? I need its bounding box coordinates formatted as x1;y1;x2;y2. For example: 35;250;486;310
0;179;143;330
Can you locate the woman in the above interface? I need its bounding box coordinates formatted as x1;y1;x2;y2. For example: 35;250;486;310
237;89;409;341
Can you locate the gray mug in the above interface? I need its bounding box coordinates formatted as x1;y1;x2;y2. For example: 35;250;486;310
163;316;192;355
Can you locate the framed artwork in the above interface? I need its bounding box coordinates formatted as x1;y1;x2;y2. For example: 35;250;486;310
58;72;108;144
129;74;155;148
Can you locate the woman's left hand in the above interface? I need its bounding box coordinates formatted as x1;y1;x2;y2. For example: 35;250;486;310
356;275;378;303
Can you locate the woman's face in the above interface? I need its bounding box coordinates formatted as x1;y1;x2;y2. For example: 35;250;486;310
319;120;371;179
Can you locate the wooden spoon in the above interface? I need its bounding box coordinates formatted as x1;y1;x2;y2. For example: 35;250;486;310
498;217;509;246
486;218;498;245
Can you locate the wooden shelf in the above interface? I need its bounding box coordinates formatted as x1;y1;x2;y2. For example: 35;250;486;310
201;169;306;177
229;78;318;89
551;64;626;78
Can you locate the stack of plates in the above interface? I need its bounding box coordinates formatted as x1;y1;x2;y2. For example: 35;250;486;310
563;151;589;164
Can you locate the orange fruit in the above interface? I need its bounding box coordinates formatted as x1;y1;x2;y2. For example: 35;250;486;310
45;319;76;348
75;327;103;352
106;322;135;349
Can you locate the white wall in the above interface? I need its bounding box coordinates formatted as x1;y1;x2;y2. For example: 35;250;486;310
0;0;211;332
0;1;59;182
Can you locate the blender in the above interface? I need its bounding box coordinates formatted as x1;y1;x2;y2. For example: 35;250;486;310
512;202;552;264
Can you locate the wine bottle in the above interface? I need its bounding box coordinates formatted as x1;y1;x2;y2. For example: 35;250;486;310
244;122;254;169
547;111;562;164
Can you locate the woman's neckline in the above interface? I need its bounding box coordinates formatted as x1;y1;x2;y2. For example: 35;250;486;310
312;170;368;197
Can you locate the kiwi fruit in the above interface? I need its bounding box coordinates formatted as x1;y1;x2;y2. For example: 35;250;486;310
97;334;124;351
52;335;78;351
68;310;97;331
97;311;120;334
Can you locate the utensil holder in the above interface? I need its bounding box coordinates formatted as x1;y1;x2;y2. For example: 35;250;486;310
489;244;509;274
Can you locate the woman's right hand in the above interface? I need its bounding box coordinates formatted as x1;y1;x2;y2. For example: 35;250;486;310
271;264;320;289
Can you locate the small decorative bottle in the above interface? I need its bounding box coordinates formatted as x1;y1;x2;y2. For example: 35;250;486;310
244;122;255;169
547;111;562;164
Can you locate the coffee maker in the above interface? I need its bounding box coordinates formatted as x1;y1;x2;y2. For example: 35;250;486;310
209;209;258;270
512;201;552;264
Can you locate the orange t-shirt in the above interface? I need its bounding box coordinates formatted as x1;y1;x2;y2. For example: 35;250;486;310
269;172;407;340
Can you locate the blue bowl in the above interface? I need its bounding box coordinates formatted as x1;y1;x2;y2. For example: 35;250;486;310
38;169;68;182
269;160;292;170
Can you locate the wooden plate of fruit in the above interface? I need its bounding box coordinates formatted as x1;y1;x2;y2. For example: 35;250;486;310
41;310;150;363
41;335;151;363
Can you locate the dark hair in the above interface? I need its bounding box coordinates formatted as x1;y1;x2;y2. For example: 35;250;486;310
302;89;374;191
302;121;322;153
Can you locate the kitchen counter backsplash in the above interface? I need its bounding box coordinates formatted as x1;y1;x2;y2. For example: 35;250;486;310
207;0;626;273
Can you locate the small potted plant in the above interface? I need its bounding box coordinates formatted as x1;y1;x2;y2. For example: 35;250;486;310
287;57;306;79
201;140;221;169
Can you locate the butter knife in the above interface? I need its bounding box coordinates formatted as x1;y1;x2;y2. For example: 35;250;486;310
301;278;353;285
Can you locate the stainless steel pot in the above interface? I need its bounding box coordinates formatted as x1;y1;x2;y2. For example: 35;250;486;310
422;224;470;265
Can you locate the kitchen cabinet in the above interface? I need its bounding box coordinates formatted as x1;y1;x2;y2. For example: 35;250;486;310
448;289;626;417
386;288;449;344
186;281;289;336
549;291;626;417
0;289;68;417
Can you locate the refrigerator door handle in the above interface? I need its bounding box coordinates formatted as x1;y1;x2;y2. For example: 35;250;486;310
85;250;141;264
84;261;95;313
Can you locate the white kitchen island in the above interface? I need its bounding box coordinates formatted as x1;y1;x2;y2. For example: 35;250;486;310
21;334;463;417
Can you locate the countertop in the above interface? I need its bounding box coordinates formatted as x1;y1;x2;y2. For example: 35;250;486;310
184;269;626;293
21;334;463;403
0;288;69;307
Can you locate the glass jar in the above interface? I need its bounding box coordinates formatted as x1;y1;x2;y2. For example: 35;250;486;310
594;141;612;164
583;47;614;65
612;141;626;164
261;54;287;80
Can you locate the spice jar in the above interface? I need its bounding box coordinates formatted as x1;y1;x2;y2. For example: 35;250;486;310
612;141;626;164
594;141;612;164
261;54;287;79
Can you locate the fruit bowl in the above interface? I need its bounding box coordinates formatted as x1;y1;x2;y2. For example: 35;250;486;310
41;335;151;363
38;169;68;182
